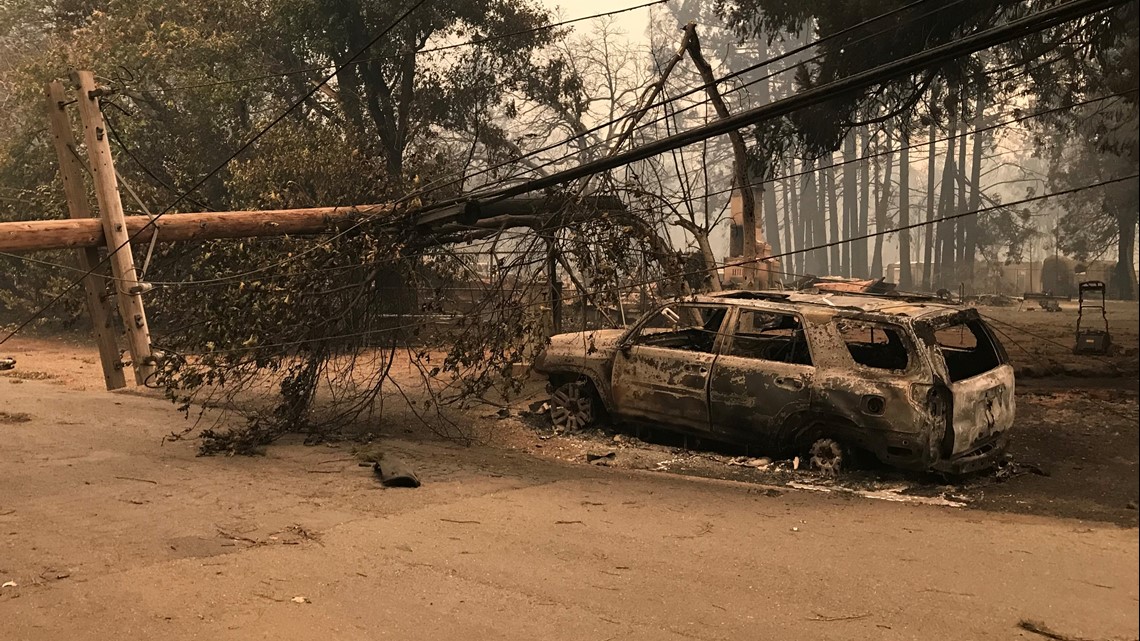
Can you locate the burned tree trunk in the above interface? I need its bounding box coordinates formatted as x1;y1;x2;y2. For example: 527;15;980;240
674;217;723;292
842;131;858;278
898;133;913;289
954;108;970;283
754;39;782;258
964;85;986;289
784;169;802;277
815;164;830;275
802;169;825;275
856;127;871;278
782;171;797;277
825;153;841;274
935;111;959;288
871;136;894;278
922;124;937;291
685;24;761;287
1114;213;1139;300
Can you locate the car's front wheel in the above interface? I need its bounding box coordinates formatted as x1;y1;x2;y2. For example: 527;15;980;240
549;378;597;432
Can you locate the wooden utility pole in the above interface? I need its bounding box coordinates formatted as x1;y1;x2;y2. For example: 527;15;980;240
44;80;127;390
72;71;155;385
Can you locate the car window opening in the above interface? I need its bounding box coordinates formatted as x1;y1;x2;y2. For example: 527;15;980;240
633;305;726;353
727;311;812;365
932;320;1003;382
837;320;909;371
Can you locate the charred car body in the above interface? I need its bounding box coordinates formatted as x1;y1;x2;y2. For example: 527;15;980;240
534;291;1015;475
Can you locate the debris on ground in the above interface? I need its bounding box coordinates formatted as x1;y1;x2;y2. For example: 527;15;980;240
372;454;421;488
994;457;1051;481
786;481;969;508
726;456;771;469
0;411;33;424
1018;618;1102;641
585;451;616;466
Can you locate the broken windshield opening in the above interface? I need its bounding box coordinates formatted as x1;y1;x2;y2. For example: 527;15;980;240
930;319;1003;382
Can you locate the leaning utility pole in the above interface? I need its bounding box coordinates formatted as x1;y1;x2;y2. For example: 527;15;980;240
72;70;156;385
44;80;127;390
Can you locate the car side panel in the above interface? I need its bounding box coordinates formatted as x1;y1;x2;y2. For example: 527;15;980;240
610;346;714;431
707;355;813;446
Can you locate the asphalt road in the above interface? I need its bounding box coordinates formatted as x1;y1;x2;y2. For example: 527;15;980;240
2;378;1137;640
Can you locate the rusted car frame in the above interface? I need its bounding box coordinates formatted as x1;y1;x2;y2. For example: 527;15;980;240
533;292;1015;474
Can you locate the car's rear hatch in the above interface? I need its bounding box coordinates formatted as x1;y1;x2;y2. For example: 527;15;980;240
920;312;1015;458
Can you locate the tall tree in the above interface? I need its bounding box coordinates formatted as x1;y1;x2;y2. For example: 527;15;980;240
897;132;913;289
841;131;858;278
871;135;895;278
922;124;938;290
825;153;841;273
856;126;871;278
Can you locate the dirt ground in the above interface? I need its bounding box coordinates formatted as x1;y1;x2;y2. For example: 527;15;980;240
1;302;1138;640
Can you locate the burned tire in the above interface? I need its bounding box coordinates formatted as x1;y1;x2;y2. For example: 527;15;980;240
549;379;597;432
810;438;845;476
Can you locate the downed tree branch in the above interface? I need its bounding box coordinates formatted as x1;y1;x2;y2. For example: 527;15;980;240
1017;619;1126;641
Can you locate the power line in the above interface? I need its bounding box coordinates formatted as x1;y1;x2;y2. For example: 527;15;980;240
2;0;1120;344
43;0;959;295
451;0;960;200
0;0;432;347
145;1;668;94
6;88;1124;289
471;0;1129;207
104;117;213;212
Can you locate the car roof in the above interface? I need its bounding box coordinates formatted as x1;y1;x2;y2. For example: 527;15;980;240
699;290;964;320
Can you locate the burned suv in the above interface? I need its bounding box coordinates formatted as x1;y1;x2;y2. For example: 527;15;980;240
533;291;1014;475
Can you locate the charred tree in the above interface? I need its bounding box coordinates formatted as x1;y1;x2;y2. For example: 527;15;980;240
781;170;796;277
815;164;830;275
801;169;825;275
871;135;895;278
954;102;970;281
684;24;761;287
922;123;938;291
856;126;871;278
898;132;914;289
964;84;986;289
825;152;841;274
935;110;960;288
842;131;858;278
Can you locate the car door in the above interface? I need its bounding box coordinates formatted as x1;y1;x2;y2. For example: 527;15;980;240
708;308;814;445
610;304;729;432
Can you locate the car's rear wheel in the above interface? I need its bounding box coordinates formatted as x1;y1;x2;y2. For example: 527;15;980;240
809;438;845;476
550;379;597;432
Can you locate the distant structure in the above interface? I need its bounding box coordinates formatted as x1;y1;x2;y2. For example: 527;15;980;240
722;186;779;289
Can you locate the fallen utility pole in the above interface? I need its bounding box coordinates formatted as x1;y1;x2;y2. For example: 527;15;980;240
0;197;623;253
0;205;390;252
3;0;1120;389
